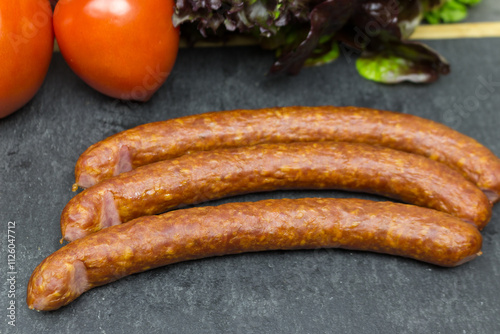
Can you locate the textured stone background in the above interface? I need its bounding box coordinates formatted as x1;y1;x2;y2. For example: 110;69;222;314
1;3;500;334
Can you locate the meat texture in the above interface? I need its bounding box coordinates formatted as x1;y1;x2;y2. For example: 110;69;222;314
74;106;500;203
62;142;492;242
29;198;483;311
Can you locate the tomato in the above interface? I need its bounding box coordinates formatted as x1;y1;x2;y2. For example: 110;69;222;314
0;0;54;118
53;0;180;102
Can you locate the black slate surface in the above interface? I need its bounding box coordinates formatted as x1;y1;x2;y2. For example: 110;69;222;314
1;11;500;334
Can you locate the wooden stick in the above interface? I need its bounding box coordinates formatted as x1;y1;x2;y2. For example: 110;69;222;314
53;22;500;52
178;35;258;48
179;22;500;47
410;22;500;40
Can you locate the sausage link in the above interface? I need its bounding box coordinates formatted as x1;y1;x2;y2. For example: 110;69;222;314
62;142;492;242
74;106;500;202
30;198;483;311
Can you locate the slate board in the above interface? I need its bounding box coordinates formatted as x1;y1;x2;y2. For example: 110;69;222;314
1;7;500;334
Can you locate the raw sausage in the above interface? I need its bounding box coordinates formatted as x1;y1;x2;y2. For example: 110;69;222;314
62;142;492;242
74;106;500;202
29;198;483;311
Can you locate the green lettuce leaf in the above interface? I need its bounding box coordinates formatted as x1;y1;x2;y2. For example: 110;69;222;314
356;42;450;84
425;0;482;24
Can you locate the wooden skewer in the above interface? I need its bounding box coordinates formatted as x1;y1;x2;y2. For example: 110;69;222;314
410;22;500;40
53;22;500;52
179;21;500;47
178;35;257;48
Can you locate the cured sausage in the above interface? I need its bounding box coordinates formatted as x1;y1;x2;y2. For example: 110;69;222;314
61;142;492;242
29;198;483;311
74;106;500;203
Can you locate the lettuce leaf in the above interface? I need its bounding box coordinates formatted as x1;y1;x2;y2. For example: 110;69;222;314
269;0;356;74
356;42;450;83
424;0;482;24
174;0;476;83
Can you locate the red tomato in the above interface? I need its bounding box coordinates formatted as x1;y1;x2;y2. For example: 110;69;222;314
0;0;54;118
53;0;180;102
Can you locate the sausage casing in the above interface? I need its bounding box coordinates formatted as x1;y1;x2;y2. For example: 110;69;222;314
62;142;492;242
74;106;500;202
30;198;483;311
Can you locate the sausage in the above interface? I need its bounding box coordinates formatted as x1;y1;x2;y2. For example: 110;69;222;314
30;198;483;311
74;106;500;203
61;142;492;242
